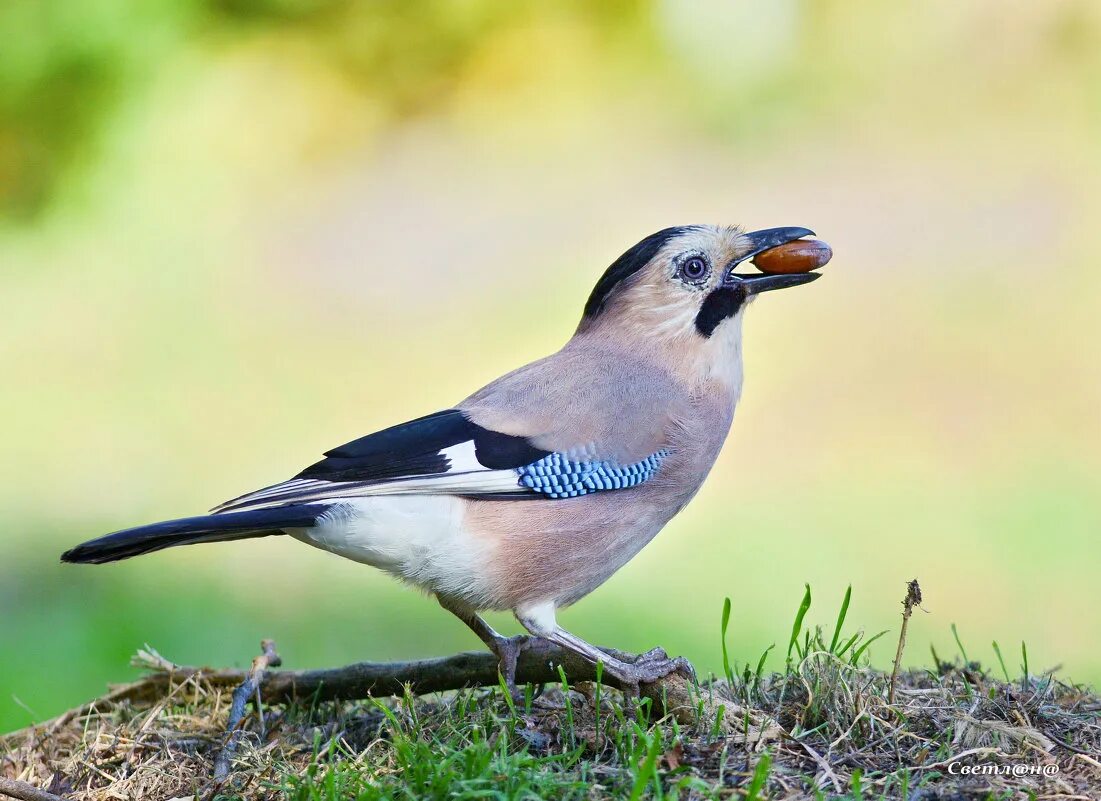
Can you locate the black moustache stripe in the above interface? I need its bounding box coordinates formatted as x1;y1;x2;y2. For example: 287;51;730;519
694;287;746;337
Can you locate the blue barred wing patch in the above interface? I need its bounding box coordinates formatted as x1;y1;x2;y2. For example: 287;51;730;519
516;450;668;499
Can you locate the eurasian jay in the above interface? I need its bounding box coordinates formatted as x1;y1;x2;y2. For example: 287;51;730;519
62;225;821;691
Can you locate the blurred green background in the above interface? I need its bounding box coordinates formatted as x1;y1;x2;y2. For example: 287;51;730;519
3;0;1100;733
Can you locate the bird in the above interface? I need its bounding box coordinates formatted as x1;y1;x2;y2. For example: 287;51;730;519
61;224;821;692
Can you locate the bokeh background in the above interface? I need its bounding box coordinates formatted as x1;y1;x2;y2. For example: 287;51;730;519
3;0;1100;732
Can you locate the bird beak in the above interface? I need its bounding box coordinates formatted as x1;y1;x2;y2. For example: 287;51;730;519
733;271;822;294
723;226;822;294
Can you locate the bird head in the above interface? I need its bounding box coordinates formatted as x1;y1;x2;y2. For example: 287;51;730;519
578;225;820;344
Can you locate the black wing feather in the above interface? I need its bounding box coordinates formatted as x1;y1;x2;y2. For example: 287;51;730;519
296;409;547;482
319;410;469;459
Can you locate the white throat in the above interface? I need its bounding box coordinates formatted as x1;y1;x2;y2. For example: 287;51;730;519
699;307;746;396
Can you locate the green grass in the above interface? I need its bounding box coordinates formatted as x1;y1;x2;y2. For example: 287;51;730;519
276;690;722;801
284;698;593;801
5;587;1098;800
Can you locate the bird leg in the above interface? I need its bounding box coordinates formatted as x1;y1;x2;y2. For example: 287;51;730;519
543;628;695;695
516;602;694;696
437;596;531;693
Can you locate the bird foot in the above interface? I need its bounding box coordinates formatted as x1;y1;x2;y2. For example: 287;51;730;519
603;647;696;696
489;634;536;700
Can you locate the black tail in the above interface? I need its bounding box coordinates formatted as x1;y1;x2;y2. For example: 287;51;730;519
60;504;330;564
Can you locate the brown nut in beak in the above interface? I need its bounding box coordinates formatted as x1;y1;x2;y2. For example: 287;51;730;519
752;238;832;275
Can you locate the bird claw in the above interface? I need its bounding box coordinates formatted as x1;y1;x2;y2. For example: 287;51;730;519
632;648;696;684
603;648;696;695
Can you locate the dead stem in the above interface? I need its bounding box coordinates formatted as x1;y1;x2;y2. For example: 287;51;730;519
889;579;922;705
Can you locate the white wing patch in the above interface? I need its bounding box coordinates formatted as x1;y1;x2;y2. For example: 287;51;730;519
438;442;484;472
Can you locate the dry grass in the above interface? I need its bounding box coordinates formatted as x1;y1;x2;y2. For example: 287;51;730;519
2;647;1098;801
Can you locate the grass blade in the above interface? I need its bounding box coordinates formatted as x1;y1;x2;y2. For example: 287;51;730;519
721;596;734;684
951;623;970;665
828;585;852;654
497;671;517;720
992;641;1010;683
850;767;864;800
628;730;663;801
787;584;812;665
754;644;775;687
745;752;771;801
710;704;726;739
850;630;889;665
594;660;603;753
557;665;576;750
835;631;861;660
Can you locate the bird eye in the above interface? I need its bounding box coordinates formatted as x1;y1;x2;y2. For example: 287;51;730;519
678;256;709;283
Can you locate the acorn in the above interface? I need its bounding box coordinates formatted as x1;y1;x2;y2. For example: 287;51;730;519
752;238;832;274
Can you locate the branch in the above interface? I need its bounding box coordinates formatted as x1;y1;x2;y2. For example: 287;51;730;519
212;639;282;781
120;640;700;724
0;777;62;801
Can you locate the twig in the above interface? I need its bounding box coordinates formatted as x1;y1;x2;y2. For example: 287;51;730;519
0;777;63;801
211;639;282;781
889;579;922;705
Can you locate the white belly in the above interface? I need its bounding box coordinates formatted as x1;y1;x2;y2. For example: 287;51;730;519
286;496;495;605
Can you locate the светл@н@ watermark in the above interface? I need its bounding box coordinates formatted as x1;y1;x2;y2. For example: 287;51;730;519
948;761;1059;777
